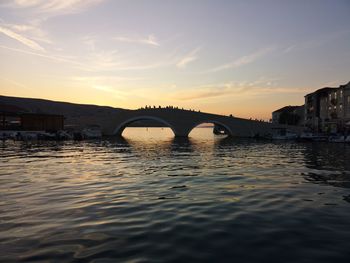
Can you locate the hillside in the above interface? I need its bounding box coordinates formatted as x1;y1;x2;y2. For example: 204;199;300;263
0;95;164;128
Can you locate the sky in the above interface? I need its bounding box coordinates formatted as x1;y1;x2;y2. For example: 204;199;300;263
0;0;350;120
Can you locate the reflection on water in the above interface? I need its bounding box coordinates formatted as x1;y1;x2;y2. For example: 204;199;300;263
1;128;350;262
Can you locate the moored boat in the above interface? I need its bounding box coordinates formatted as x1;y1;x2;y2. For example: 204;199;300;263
82;125;102;139
328;135;346;143
272;128;298;140
213;125;228;135
298;132;314;141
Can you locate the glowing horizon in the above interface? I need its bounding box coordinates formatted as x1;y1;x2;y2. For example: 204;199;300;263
1;0;350;120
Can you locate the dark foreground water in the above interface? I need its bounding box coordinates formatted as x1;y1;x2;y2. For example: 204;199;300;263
1;128;350;263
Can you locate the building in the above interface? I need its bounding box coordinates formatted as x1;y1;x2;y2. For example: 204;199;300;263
272;105;304;126
20;113;64;132
304;82;350;133
0;104;64;132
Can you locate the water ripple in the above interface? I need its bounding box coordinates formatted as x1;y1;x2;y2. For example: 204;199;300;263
1;129;350;262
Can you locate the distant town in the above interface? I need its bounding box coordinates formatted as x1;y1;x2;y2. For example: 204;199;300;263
272;81;350;134
0;81;350;141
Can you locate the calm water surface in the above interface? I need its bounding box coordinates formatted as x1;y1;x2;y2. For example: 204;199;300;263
1;128;350;262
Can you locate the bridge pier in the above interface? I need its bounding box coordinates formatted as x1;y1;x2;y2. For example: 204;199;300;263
174;133;189;138
173;127;191;138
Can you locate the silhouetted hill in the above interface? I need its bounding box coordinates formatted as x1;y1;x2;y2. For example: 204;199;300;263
0;95;164;128
0;95;126;115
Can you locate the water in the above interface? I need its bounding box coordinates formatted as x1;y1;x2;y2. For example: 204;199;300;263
1;128;350;262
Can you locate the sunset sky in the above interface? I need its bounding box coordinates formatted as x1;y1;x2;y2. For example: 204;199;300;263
1;0;350;119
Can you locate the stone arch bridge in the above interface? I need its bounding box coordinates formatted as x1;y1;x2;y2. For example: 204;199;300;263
0;95;303;138
94;108;302;137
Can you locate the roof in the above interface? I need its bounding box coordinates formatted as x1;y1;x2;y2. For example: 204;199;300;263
272;105;302;114
21;113;64;118
339;81;350;89
305;87;335;97
305;81;350;97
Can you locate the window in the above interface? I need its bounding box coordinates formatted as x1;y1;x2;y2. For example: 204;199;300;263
334;92;337;99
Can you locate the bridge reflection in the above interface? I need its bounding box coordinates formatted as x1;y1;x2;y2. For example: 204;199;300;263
112;133;350;194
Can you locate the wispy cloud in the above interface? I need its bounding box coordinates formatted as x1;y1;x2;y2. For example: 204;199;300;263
176;47;200;69
71;75;141;100
205;47;275;73
170;79;306;101
84;49;123;70
9;0;104;15
72;75;143;83
0;44;174;72
283;45;296;54
90;85;127;99
0;25;45;51
283;29;350;54
114;34;160;47
82;35;97;51
0;76;27;89
0;45;89;68
11;0;42;7
2;21;53;45
173;86;230;101
80;44;186;71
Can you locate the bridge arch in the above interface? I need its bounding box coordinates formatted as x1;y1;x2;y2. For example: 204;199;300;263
114;115;177;136
188;120;233;137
